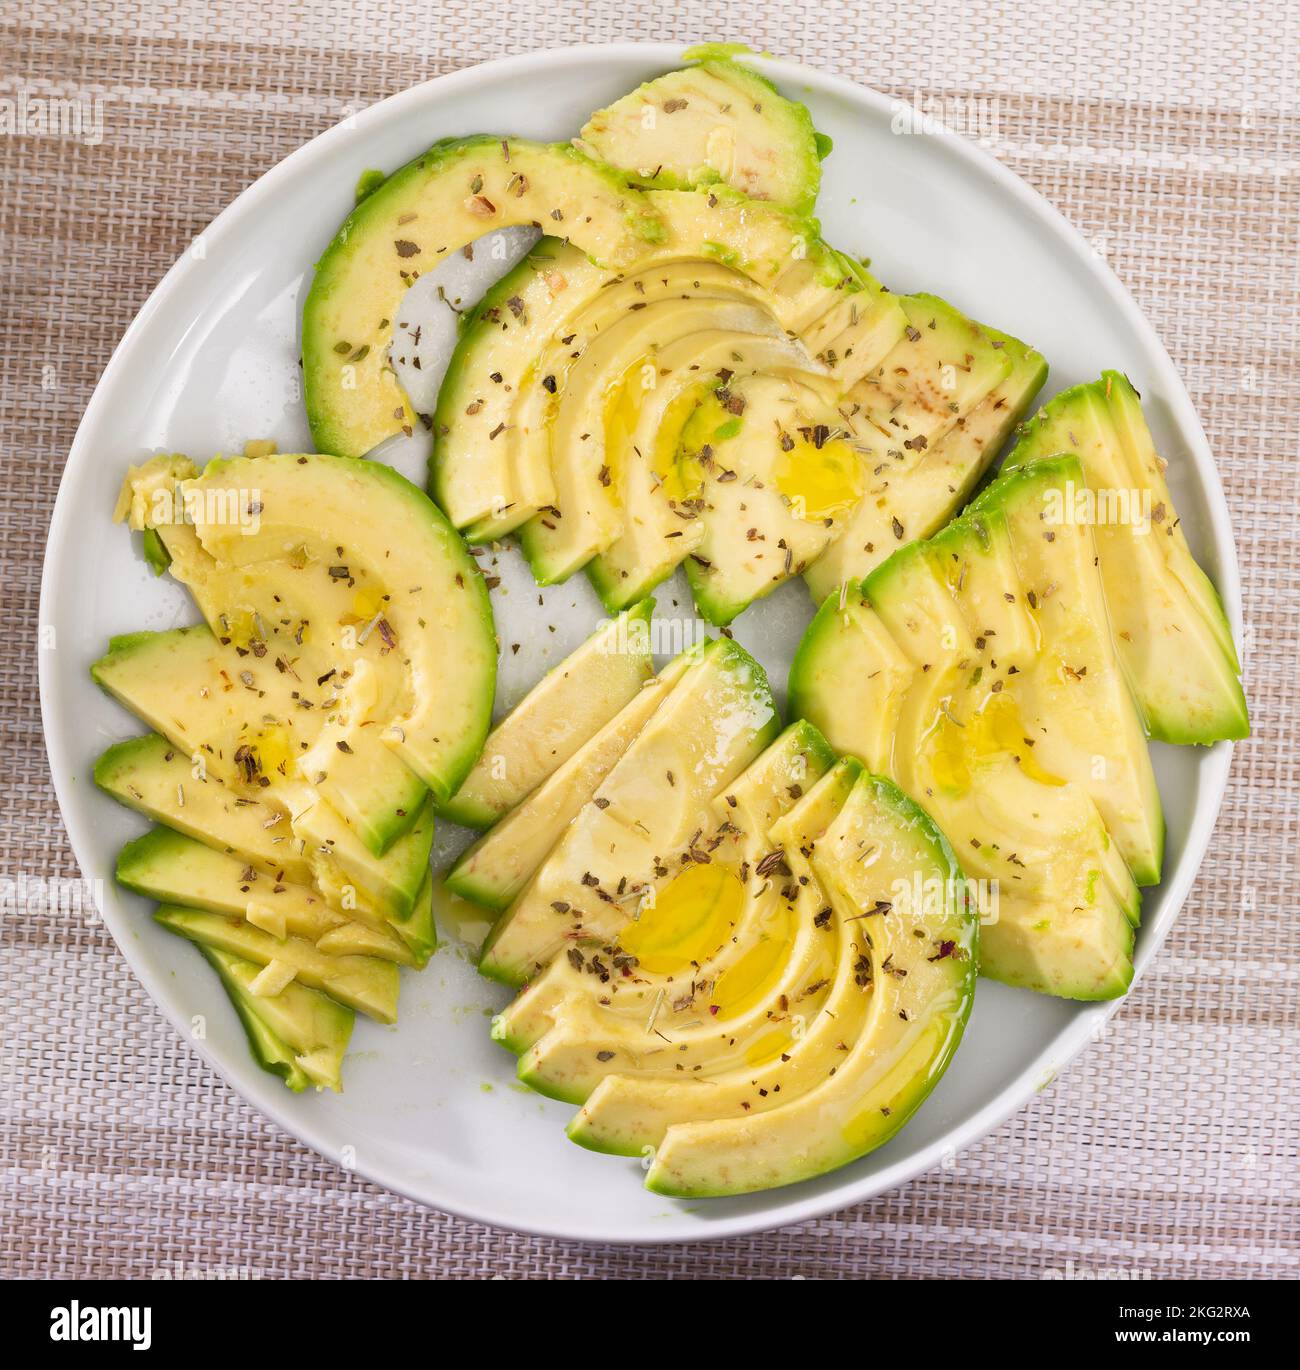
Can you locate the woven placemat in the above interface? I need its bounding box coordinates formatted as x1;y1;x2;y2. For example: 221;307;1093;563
2;0;1297;1279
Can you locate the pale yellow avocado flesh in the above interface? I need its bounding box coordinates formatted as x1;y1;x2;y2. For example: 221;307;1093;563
498;724;837;1098
478;638;779;987
640;771;975;1198
447;653;694;912
792;457;1159;999
806;296;1045;603
440;601;656;829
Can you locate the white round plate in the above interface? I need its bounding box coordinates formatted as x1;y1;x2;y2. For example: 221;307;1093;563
41;43;1240;1243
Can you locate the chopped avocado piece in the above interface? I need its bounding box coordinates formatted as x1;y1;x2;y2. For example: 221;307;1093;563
447;651;696;911
154;905;401;1023
303;136;664;460
440;600;656;828
681;372;864;623
1002;371;1248;743
806;294;1047;602
641;772;976;1197
141;527;171;575
125;452;497;843
575;60;825;215
791;456;1158;999
199;945;353;1092
478;637;779;986
116;826;417;964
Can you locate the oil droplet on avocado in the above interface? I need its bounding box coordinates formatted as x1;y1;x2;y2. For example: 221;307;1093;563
930;689;1065;793
247;725;294;777
773;429;862;522
744;1025;796;1067
619;862;744;974
711;900;793;1018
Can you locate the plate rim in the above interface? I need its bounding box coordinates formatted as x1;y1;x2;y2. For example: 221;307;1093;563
38;40;1240;1245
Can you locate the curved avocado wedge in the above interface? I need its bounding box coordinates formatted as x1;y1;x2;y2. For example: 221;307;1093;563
575;59;826;215
791;456;1160;1000
173;453;496;822
805;293;1047;603
478;636;779;987
499;723;838;1100
154;905;400;1024
566;756;860;1156
441;600;655;830
1001;371;1248;744
199;946;353;1093
303;136;664;460
640;772;976;1197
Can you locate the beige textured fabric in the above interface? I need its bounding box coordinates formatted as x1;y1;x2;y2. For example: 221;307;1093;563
2;0;1297;1279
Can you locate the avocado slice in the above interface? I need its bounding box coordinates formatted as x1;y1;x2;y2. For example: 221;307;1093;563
495;722;837;1097
478;637;780;986
440;599;656;829
198;946;353;1093
567;756;861;1155
681;372;864;624
640;772;976;1197
586;326;823;612
791;456;1158;999
303;136;665;460
432;188;879;544
95;734;315;886
116;826;427;964
125;452;497;838
447;651;696;911
805;294;1048;603
95;730;433;925
1001;371;1248;744
575;59;827;215
153;905;400;1023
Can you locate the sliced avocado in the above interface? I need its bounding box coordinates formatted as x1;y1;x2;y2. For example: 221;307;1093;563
315;869;436;968
478;636;779;986
154;905;400;1023
289;791;434;924
791;456;1156;999
303;136;664;460
497;722;837;1098
586;326;821;612
95;734;314;887
116;826;418;964
576;60;826;215
1002;372;1248;743
642;772;976;1197
94;731;432;926
149;452;496;826
432;188;873;545
447;651;696;911
681;372;864;624
199;945;353;1092
440;600;656;829
518;280;781;583
806;294;1047;602
568;756;862;1155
